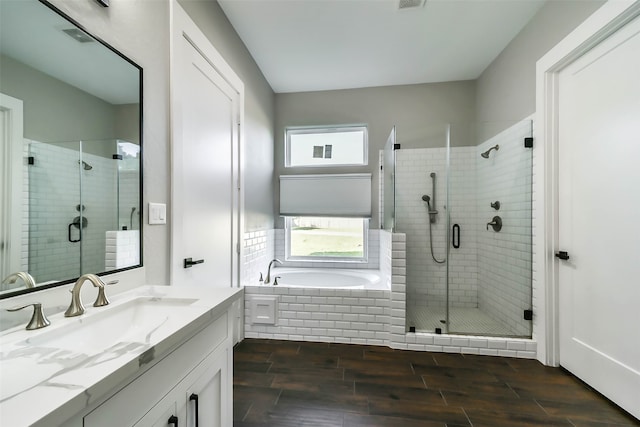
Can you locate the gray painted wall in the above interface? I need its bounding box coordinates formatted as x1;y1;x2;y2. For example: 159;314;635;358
476;0;605;138
179;0;275;232
0;54;117;147
274;81;476;229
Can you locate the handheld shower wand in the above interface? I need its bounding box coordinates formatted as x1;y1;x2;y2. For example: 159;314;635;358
421;173;445;264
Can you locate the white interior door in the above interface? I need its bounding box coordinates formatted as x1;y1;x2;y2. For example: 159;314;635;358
171;3;242;288
558;15;640;419
0;93;24;282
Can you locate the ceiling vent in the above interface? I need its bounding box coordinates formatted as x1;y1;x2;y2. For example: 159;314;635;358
398;0;425;10
62;28;94;43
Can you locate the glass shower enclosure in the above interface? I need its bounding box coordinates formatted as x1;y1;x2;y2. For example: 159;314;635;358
25;139;140;283
382;120;533;337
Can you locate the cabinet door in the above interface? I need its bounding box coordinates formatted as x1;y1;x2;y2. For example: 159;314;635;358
184;348;230;427
134;399;182;427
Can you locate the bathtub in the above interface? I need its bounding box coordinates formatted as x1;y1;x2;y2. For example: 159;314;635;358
268;267;388;290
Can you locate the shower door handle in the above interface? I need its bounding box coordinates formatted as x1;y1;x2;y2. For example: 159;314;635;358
68;223;80;243
555;251;570;260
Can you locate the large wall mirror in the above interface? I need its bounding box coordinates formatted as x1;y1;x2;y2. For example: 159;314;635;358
0;0;143;299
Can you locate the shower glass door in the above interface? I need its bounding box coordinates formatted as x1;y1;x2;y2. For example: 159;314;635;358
393;124;450;334
25;139;138;283
382;127;396;231
447;120;533;337
27;140;82;283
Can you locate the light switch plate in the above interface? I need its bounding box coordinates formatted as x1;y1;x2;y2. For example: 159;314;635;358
148;203;166;225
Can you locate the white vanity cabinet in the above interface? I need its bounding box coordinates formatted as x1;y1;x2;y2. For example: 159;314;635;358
136;347;229;427
81;309;232;427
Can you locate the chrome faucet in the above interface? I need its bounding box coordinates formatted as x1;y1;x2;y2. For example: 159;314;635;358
264;259;282;284
64;274;110;317
2;272;36;291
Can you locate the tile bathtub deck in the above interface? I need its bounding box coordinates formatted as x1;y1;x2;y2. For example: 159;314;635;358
233;339;639;427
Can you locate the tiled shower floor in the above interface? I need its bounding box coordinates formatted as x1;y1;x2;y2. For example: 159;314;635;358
408;306;524;337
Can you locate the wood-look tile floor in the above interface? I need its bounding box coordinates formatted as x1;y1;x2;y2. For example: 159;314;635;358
233;339;639;427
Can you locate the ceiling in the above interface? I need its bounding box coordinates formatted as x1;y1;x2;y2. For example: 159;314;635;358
218;0;546;93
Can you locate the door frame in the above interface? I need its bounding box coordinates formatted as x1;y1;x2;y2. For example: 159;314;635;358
535;0;640;366
169;1;245;287
0;93;24;278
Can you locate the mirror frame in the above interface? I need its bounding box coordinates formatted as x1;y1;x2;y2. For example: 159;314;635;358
0;0;144;299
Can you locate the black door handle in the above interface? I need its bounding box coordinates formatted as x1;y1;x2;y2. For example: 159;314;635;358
190;393;199;427
184;258;205;268
555;251;570;260
168;414;178;426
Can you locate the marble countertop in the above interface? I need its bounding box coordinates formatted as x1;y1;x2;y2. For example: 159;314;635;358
0;285;243;426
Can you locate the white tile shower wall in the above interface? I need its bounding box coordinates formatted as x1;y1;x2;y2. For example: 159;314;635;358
244;285;391;345
26;141;81;282
447;148;480;308
394;147;478;311
476;120;533;337
274;228;380;270
80;151;119;274
21;143;30;272
241;229;275;287
24;142;118;282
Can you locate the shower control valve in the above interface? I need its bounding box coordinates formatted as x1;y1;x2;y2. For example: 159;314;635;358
490;201;501;210
486;216;502;232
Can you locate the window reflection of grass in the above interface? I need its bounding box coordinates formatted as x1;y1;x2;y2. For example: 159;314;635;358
291;227;363;258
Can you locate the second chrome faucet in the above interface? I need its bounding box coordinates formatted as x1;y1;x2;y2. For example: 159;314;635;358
64;274;115;317
264;259;282;284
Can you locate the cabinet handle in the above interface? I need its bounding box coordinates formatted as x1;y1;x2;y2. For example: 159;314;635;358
189;393;199;427
168;415;178;427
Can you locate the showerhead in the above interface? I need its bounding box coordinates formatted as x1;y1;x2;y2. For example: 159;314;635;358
481;144;499;159
78;160;93;170
421;195;431;203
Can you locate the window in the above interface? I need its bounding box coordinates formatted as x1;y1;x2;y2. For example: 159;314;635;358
286;217;368;262
285;125;368;167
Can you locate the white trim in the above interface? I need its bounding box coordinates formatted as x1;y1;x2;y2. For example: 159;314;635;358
535;0;640;366
284;124;369;168
0;93;24;278
169;1;245;288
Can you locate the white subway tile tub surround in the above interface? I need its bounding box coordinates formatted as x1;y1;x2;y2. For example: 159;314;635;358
241;229;275;287
241;229;536;358
274;228;380;270
244;285;391;345
476;120;533;337
105;230;140;269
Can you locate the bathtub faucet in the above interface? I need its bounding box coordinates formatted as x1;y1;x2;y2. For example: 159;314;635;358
264;259;282;284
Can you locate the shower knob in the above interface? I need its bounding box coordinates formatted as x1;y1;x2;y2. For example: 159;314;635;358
490;201;500;210
486;216;502;232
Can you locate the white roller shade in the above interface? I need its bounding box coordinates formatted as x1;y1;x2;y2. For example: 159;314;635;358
280;174;372;217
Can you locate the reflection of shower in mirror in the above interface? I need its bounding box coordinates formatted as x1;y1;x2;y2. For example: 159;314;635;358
78;160;93;170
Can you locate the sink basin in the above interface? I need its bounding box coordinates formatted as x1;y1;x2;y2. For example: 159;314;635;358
0;296;201;401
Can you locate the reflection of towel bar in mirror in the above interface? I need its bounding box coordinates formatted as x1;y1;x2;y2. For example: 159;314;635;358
0;0;143;300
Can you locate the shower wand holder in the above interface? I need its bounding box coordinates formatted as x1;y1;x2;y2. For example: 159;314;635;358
486;216;502;232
